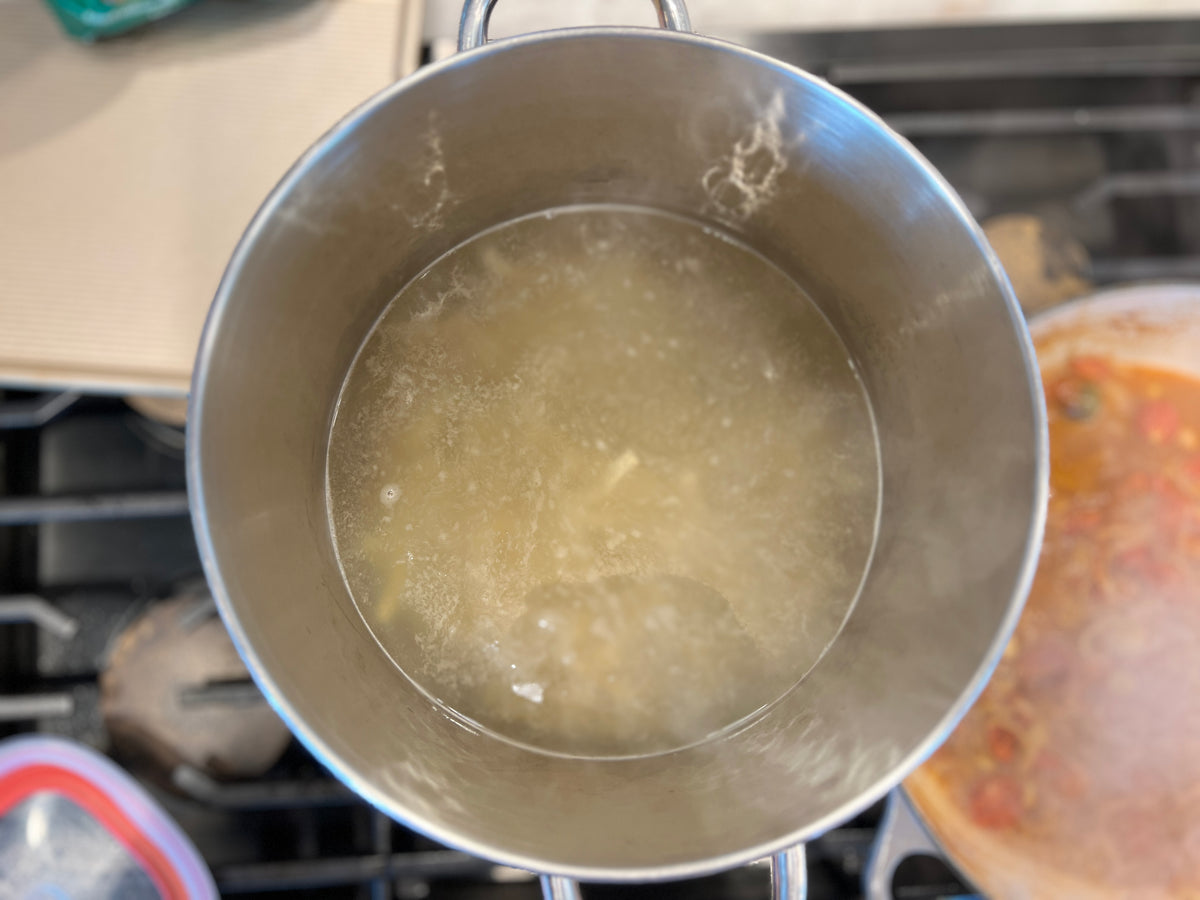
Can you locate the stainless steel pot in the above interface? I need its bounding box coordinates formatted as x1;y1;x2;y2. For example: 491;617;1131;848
187;0;1048;894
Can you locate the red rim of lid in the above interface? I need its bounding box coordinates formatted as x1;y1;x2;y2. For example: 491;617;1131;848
0;763;191;900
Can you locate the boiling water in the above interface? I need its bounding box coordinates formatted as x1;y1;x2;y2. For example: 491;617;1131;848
327;206;880;757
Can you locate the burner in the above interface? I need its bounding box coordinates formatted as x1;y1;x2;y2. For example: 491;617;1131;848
982;213;1092;316
101;591;291;781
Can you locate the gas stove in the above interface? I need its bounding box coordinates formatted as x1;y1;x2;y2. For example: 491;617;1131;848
4;15;1200;899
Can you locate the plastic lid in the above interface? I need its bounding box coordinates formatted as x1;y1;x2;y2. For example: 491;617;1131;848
0;735;217;899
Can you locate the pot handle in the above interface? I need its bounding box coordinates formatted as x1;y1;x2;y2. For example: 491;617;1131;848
539;876;582;900
458;0;693;52
535;845;807;900
772;844;808;899
863;791;977;900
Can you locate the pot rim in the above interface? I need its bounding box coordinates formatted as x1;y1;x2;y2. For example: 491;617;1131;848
187;24;1048;882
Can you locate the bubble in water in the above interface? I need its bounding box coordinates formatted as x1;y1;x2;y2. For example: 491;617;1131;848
512;682;544;703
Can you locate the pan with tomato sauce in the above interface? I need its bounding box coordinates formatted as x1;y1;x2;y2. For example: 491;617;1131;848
906;314;1200;897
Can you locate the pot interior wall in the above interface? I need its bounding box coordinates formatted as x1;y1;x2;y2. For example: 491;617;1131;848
191;30;1044;875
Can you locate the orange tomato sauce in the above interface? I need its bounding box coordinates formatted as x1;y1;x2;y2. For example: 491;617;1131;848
906;356;1200;898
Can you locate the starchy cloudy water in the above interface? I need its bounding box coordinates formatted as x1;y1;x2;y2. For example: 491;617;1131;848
327;205;879;757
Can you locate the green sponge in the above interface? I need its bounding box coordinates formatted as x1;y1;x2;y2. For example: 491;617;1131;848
43;0;200;41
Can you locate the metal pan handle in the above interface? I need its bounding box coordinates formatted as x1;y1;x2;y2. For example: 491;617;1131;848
863;791;980;900
458;0;693;52
535;845;807;900
539;876;582;900
772;844;808;899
